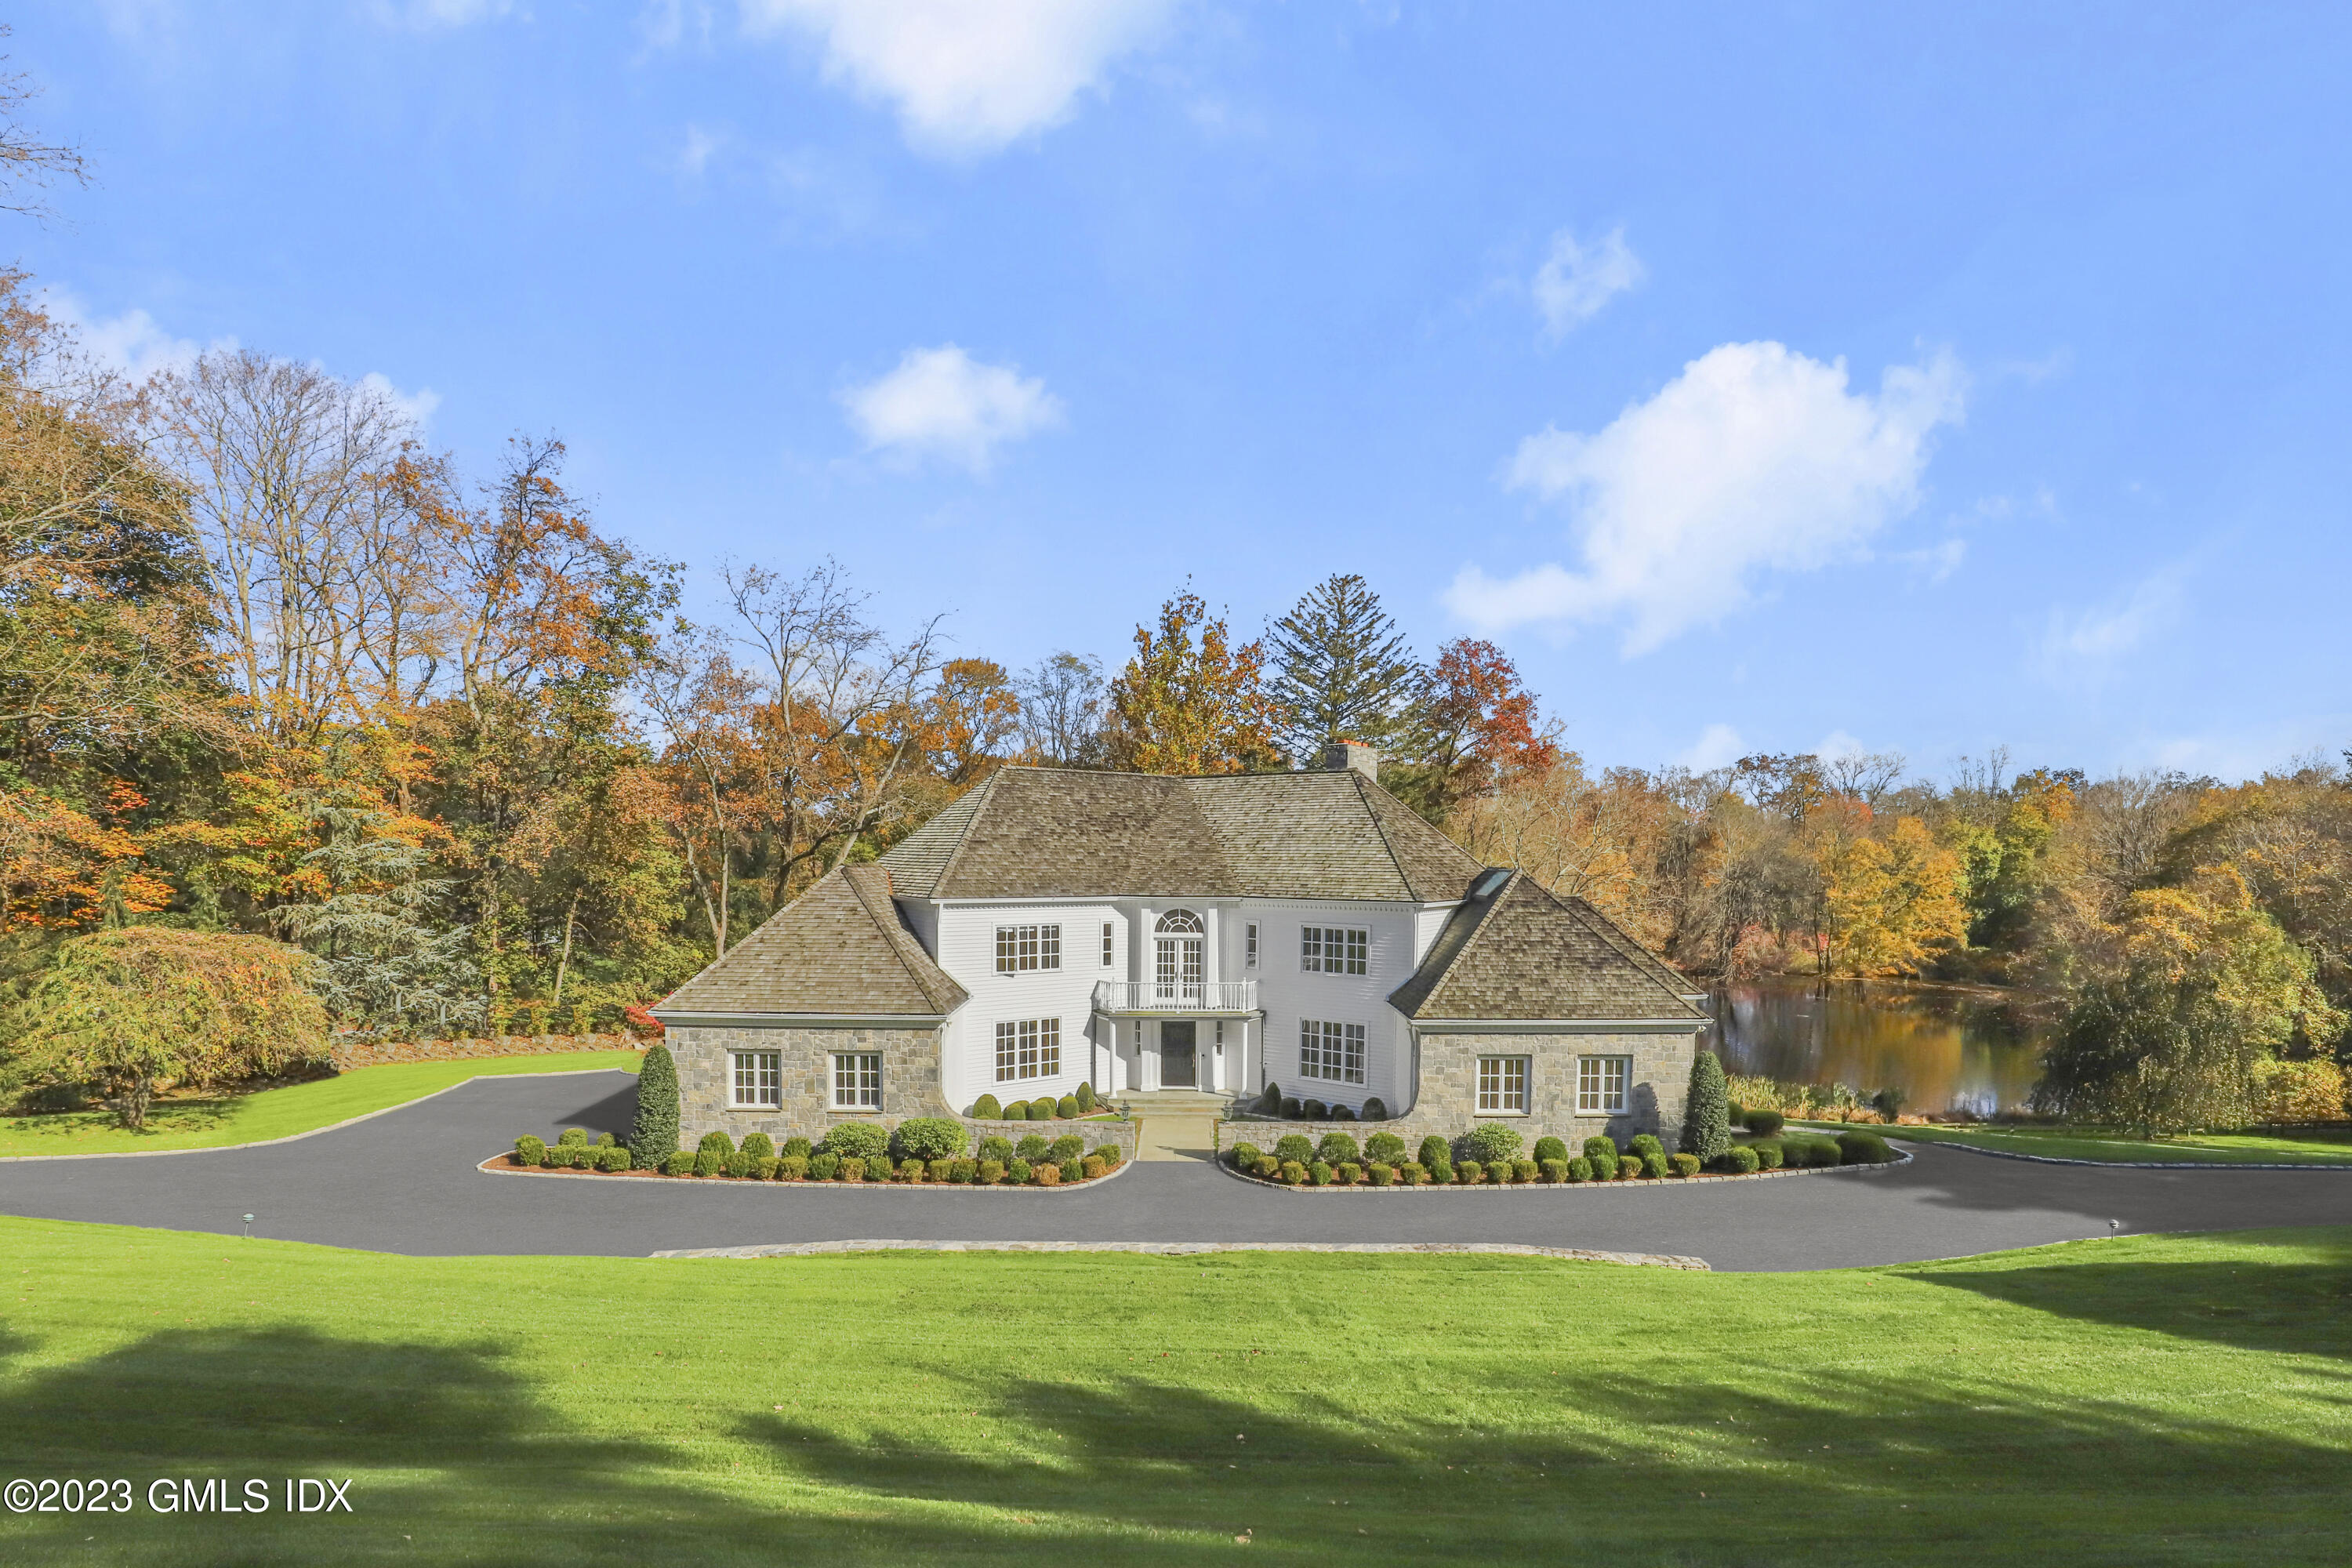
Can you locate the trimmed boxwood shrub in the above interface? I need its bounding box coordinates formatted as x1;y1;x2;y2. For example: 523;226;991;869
1837;1130;1894;1165
1254;1155;1280;1178
1365;1131;1407;1163
1332;1104;1356;1122
1279;1160;1308;1185
721;1150;752;1178
1047;1134;1085;1163
1076;1082;1096;1112
1279;1096;1301;1118
1456;1158;1483;1185
1798;1138;1844;1168
1587;1149;1618;1180
971;1093;1004;1119
807;1151;840;1181
1532;1136;1569;1165
1418;1134;1452;1167
1513;1158;1539;1184
1465;1125;1524;1165
630;1044;681;1173
1229;1142;1265;1169
1274;1133;1316;1164
1029;1097;1059;1120
542;1145;573;1169
692;1149;723;1178
1091;1142;1121;1167
663;1150;695;1177
596;1132;617;1149
750;1154;778;1178
1582;1135;1617;1160
1058;1158;1083;1183
699;1130;734;1157
1033;1161;1062;1186
1401;1161;1429;1185
1317;1131;1361;1166
1614;1156;1642;1180
1642;1152;1668;1178
927;1157;955;1182
1537;1158;1563;1182
1301;1098;1327;1120
1007;1158;1033;1184
978;1135;1014;1163
1255;1082;1282;1113
837;1156;867;1182
1337;1161;1363;1185
1362;1096;1388;1121
823;1122;889;1162
1567;1156;1593;1181
1305;1160;1334;1186
895;1117;970;1162
514;1134;546;1167
1016;1134;1051;1162
978;1159;1006;1185
1719;1145;1760;1174
558;1127;590;1148
1368;1162;1396;1187
1744;1108;1785;1137
949;1158;978;1184
1081;1156;1106;1180
1057;1094;1080;1119
782;1136;812;1159
739;1133;775;1160
1628;1133;1664;1161
1669;1152;1701;1178
779;1155;809;1181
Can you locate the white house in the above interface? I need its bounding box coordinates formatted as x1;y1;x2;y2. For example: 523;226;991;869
653;745;1709;1148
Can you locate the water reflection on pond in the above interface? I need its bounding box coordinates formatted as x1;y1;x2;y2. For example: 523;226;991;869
1707;978;2052;1115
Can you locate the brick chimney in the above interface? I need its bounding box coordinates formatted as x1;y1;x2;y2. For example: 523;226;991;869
1316;741;1378;781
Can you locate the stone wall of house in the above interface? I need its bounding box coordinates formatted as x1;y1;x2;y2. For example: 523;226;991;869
966;1117;1138;1162
671;1023;959;1146
328;1032;647;1072
1243;1029;1702;1153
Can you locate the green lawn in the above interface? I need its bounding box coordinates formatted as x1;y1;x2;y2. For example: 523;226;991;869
0;1052;641;1159
1;1218;2347;1566
1803;1120;2352;1165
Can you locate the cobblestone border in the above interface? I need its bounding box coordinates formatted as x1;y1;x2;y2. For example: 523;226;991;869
650;1239;1709;1269
475;1149;1136;1192
1210;1147;1912;1192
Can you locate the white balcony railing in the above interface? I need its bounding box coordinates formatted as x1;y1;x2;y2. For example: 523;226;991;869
1091;979;1258;1014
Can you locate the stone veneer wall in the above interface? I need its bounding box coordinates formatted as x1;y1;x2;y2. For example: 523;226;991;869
329;1031;646;1072
1247;1029;1701;1153
672;1023;959;1146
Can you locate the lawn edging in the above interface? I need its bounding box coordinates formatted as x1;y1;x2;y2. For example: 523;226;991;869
649;1238;1711;1269
0;1063;638;1163
1212;1147;1913;1192
1888;1136;2352;1171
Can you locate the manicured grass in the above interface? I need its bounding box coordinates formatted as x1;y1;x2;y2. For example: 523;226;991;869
2;1218;2347;1565
0;1053;641;1159
1805;1120;2352;1165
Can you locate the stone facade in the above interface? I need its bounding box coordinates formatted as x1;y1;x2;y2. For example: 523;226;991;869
328;1031;645;1072
1247;1027;1702;1152
672;1022;958;1146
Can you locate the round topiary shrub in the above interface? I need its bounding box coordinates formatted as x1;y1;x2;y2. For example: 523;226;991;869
750;1154;777;1178
1229;1142;1265;1170
1058;1158;1083;1184
1669;1152;1700;1178
823;1122;890;1163
1317;1131;1361;1166
1007;1158;1033;1184
1750;1142;1782;1171
1744;1108;1785;1138
1722;1145;1760;1174
1076;1081;1097;1112
663;1150;695;1176
1587;1149;1618;1180
1584;1136;1617;1160
1301;1098;1327;1120
782;1136;812;1159
1030;1097;1059;1120
978;1159;1006;1184
722;1150;752;1178
697;1130;732;1157
1056;1094;1080;1119
978;1134;1014;1163
1033;1161;1062;1186
1368;1162;1396;1187
1565;1155;1592;1181
693;1149;723;1178
1532;1136;1569;1165
1308;1160;1335;1186
1418;1134;1452;1168
596;1132;617;1149
1091;1142;1121;1167
971;1093;1003;1120
739;1133;775;1160
837;1156;867;1182
1628;1133;1664;1161
894;1117;970;1163
1401;1161;1429;1185
779;1155;809;1181
1274;1133;1316;1164
1338;1161;1364;1185
1802;1138;1845;1168
514;1134;546;1167
558;1127;590;1148
1257;1083;1283;1114
1540;1158;1566;1183
1362;1097;1388;1121
1279;1160;1307;1185
1081;1156;1106;1181
807;1151;840;1181
1279;1096;1301;1118
1513;1158;1539;1183
1016;1134;1051;1162
1456;1158;1483;1185
1332;1104;1356;1122
949;1157;978;1183
1047;1134;1085;1163
1465;1124;1524;1166
1364;1131;1407;1164
1254;1155;1280;1178
1642;1152;1668;1178
925;1157;953;1183
1836;1130;1893;1165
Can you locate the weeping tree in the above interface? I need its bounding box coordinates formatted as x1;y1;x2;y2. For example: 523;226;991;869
13;927;328;1127
270;807;485;1040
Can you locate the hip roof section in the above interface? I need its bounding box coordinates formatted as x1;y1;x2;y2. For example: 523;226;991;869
655;865;970;1018
1388;869;1706;1024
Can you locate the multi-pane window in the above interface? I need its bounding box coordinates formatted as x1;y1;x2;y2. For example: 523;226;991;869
1478;1055;1530;1114
1300;925;1368;975
728;1051;781;1109
994;1018;1063;1082
1298;1018;1367;1084
1101;921;1114;967
1577;1054;1630;1115
831;1052;881;1110
995;924;1062;974
1246;922;1258;967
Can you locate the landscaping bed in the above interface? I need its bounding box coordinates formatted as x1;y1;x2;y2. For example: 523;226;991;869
1220;1124;1904;1189
501;1117;1129;1189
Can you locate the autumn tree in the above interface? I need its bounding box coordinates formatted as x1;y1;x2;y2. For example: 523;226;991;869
1265;572;1422;757
1017;652;1106;768
1389;637;1557;821
1821;814;1968;976
1105;587;1279;775
927;657;1022;786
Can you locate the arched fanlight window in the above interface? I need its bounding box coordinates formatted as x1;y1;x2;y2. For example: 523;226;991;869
1155;909;1203;934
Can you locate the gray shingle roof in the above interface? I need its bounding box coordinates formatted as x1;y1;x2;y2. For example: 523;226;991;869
879;765;1486;902
1387;870;1704;1023
654;866;969;1019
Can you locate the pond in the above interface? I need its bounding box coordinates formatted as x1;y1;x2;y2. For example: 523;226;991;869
1705;977;2053;1116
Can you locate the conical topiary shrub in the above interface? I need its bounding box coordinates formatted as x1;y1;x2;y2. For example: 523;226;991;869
1679;1047;1731;1162
630;1043;681;1171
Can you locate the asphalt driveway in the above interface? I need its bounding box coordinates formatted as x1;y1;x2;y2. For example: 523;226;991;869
4;1069;2346;1271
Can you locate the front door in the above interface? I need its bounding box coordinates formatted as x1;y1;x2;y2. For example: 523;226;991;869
1160;1021;1197;1088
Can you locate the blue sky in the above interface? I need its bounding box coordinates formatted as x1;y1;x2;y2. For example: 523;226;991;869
16;2;2351;781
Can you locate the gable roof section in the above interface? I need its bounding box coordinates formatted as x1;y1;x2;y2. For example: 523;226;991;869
655;866;969;1019
877;765;1485;902
1388;870;1704;1023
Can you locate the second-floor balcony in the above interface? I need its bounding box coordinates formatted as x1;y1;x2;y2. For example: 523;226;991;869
1091;979;1259;1015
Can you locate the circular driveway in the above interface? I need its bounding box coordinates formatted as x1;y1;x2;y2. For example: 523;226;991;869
3;1069;2346;1271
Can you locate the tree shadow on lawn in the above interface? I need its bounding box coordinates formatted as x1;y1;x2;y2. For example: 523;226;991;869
1904;1228;2352;1362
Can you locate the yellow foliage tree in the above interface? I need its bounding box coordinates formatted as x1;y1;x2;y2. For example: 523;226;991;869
1105;588;1279;775
1824;815;1968;976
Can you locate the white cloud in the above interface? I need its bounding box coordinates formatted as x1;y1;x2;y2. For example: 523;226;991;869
741;0;1175;156
39;288;223;383
359;371;442;430
365;0;517;27
678;124;726;177
2034;568;2183;688
840;343;1062;473
1531;226;1642;338
1897;536;1967;583
1678;723;1744;771
1446;342;1966;654
1816;730;1867;761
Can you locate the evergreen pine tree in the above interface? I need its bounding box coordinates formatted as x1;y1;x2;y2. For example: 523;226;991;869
1266;574;1423;760
1679;1047;1731;1160
630;1044;681;1168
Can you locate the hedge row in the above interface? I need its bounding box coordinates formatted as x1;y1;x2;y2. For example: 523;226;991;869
966;1083;1100;1121
511;1124;1127;1185
1247;1083;1388;1122
1223;1126;1896;1185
